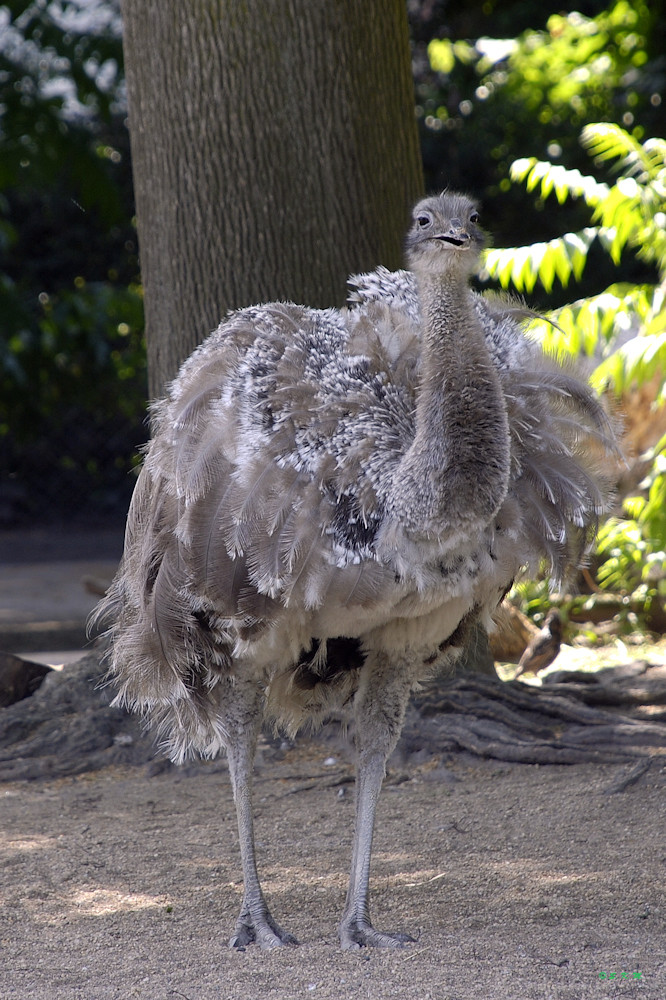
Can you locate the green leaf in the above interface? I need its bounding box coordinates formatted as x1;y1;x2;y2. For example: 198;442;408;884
483;229;597;294
509;158;609;207
582;123;666;183
428;39;455;74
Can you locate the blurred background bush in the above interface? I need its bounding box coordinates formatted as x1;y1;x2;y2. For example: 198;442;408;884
0;0;144;526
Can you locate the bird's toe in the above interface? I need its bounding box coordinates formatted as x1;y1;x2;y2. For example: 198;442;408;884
256;929;297;950
229;914;298;950
228;919;255;950
339;919;416;950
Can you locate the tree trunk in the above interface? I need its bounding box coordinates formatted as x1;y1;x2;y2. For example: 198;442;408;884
122;0;423;397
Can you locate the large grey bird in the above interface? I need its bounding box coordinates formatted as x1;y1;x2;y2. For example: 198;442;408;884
93;192;616;950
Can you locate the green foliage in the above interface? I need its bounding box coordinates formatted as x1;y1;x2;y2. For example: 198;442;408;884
481;126;666;367
483;124;666;619
0;275;146;519
0;1;129;227
484;227;597;295
0;1;146;523
504;126;666;273
2;279;145;433
419;0;665;286
476;2;651;129
596;434;666;601
426;2;659;153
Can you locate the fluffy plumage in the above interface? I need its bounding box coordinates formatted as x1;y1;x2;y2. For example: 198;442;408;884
93;191;617;950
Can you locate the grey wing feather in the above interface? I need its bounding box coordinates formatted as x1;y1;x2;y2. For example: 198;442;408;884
504;360;617;579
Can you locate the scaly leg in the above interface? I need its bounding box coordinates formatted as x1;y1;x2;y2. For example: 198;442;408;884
339;651;417;949
224;677;298;949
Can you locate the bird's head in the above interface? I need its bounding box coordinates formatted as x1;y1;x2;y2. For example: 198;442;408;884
405;192;485;277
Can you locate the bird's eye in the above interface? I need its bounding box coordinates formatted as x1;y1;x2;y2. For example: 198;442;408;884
469;211;480;224
416;214;432;229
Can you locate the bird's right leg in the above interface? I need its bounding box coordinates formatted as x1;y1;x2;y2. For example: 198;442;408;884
339;650;417;949
224;675;298;950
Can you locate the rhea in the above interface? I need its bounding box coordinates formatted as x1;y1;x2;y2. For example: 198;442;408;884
94;192;614;949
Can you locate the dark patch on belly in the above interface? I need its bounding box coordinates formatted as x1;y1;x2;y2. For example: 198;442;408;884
330;491;379;552
293;636;366;690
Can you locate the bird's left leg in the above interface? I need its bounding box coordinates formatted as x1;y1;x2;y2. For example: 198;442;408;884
339;650;417;950
224;675;298;950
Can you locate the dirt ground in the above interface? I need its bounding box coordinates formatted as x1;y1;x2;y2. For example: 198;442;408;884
2;737;664;1000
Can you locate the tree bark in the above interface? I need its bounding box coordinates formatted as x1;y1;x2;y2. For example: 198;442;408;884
122;0;423;397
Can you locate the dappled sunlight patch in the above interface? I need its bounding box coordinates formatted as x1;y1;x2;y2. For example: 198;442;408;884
537;870;597;886
1;835;53;857
254;866;317;893
70;888;165;917
479;856;603;880
270;870;346;889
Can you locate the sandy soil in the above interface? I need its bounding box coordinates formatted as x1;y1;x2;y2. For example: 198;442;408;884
2;738;664;1000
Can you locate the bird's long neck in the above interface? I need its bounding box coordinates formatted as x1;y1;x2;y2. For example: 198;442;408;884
387;270;511;542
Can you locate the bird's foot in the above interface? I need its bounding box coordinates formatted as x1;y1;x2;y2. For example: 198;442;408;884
229;911;298;951
339;918;416;950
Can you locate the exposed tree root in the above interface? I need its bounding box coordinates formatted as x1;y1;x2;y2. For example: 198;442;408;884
1;653;665;781
401;663;666;767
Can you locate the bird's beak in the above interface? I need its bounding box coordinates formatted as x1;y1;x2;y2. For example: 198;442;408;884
434;228;470;248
